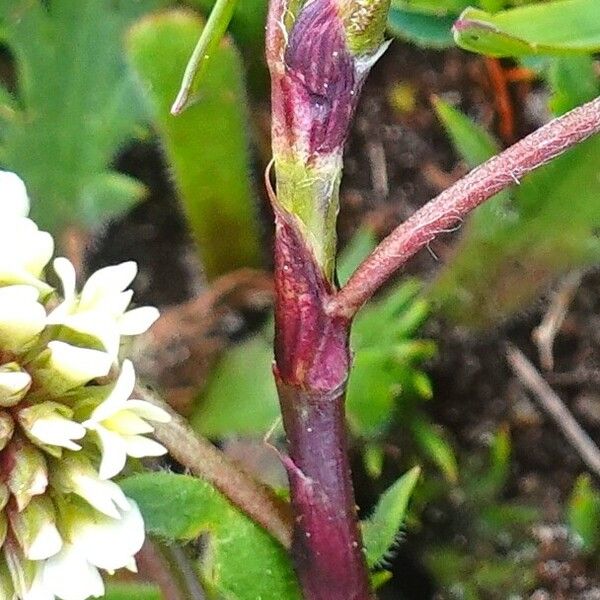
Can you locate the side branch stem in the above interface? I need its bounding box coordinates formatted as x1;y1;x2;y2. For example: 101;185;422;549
330;96;600;318
135;386;293;548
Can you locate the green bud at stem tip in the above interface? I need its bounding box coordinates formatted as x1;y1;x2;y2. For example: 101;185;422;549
338;0;391;56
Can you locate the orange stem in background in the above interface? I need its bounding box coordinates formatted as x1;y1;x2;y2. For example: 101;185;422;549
485;57;516;144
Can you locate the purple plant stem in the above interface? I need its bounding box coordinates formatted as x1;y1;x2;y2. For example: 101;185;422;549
273;208;373;600
329;96;600;319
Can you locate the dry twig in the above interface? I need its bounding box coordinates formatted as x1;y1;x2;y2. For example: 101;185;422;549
533;270;582;371
507;344;600;479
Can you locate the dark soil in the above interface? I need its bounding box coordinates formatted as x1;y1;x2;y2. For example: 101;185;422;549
88;40;600;599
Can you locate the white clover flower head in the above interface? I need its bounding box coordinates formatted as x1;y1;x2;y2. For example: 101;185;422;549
0;173;168;600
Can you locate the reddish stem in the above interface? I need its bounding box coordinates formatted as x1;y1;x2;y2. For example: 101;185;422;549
273;209;372;600
276;381;372;600
329;96;600;318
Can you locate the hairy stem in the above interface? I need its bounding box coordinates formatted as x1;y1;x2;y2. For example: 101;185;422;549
135;386;293;548
329;95;600;318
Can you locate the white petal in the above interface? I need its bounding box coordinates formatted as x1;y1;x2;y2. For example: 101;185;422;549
74;501;145;572
124;434;168;458
21;229;54;278
126;399;171;423
89;360;135;423
125;557;138;573
91;425;128;480
0;219;54;281
0;369;32;404
29;416;86;450
102;410;154;435
118;306;160;335
49;312;120;359
23;564;54;600
46;342;112;388
0;171;29;217
52;257;77;305
72;474;130;519
43;543;104;600
0;285;46;351
79;262;137;310
26;521;63;560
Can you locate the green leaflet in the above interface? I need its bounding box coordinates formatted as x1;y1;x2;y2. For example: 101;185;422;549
121;473;301;600
454;0;600;56
410;417;458;483
362;466;421;568
0;0;168;235
127;10;262;279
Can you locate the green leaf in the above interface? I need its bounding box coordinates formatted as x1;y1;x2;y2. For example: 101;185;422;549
0;0;167;235
485;425;511;494
190;331;280;437
127;10;263;279
362;466;421;568
547;55;600;115
454;1;600;57
348;279;435;438
411;417;458;482
337;228;377;286
433;98;499;167
79;172;147;227
567;474;600;553
388;9;457;48
121;473;301;600
187;0;267;50
391;0;469;14
171;0;238;115
104;583;162;600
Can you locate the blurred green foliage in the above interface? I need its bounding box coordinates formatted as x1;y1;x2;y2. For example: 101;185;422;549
567;474;600;554
127;10;263;279
0;0;167;235
431;54;600;326
104;584;162;600
422;428;540;599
